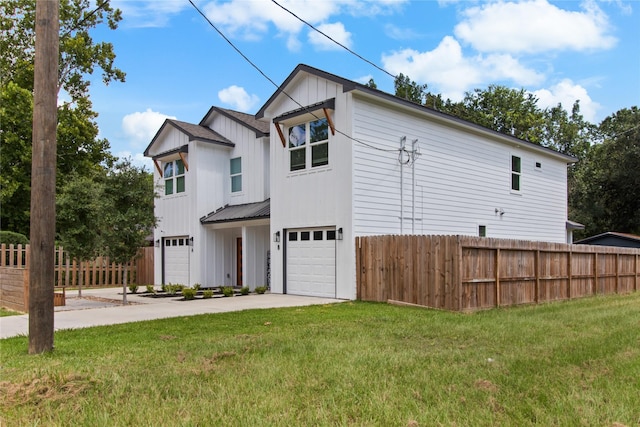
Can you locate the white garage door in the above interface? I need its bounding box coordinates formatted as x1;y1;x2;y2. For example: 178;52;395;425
163;236;189;284
286;228;336;298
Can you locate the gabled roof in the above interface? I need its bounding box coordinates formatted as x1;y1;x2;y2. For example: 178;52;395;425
256;64;577;164
200;199;270;224
144;119;233;157
575;232;640;245
200;106;270;137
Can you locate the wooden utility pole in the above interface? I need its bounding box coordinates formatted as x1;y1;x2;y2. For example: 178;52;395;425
29;0;59;354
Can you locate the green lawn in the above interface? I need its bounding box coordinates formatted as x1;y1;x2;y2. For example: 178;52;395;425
0;307;22;317
1;294;639;426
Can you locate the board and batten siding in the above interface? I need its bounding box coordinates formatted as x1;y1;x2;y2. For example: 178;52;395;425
351;97;569;243
267;73;356;299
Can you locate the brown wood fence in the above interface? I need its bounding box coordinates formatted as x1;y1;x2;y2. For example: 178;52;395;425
0;244;154;288
356;235;640;312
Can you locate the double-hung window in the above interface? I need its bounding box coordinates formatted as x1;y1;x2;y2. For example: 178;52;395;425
511;155;521;191
288;118;329;172
164;159;185;195
230;157;242;193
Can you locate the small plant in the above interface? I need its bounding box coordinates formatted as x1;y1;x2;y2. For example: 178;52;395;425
240;286;250;295
167;284;178;295
145;284;155;293
255;286;267;294
193;283;201;291
202;290;214;299
128;284;139;294
161;283;168;292
182;287;196;300
221;286;234;297
175;284;185;292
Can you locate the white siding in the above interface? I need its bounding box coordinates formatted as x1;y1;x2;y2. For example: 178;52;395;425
351;98;569;242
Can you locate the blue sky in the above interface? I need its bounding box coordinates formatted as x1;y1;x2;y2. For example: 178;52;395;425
86;0;640;170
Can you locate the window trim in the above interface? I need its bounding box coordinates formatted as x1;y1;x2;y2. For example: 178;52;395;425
164;158;186;196
511;155;522;193
230;157;242;193
288;118;329;172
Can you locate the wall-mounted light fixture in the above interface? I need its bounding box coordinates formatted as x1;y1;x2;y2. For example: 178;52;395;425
189;237;194;246
274;231;280;243
155;239;160;247
337;228;343;240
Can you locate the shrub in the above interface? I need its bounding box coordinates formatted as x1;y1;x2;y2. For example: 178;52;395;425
128;284;139;294
161;283;168;292
221;286;234;297
240;286;250;295
167;284;178;295
145;284;155;293
193;283;201;291
0;231;29;246
255;286;267;294
182;287;196;300
202;290;214;299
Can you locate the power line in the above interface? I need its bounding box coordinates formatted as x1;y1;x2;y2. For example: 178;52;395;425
187;0;400;154
271;0;396;80
61;0;111;39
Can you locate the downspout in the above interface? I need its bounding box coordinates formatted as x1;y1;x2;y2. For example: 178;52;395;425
400;136;406;234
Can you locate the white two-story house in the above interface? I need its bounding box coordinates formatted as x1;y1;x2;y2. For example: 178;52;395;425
144;107;270;289
146;64;577;299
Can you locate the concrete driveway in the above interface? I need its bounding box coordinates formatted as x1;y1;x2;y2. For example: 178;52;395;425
0;287;342;339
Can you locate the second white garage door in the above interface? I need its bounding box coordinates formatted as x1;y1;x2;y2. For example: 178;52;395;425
286;227;336;298
163;236;190;285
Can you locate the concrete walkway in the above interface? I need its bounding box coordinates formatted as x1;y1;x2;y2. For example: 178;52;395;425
0;287;342;339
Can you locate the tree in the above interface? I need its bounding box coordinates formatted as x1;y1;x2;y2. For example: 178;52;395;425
394;73;428;104
543;101;594;160
102;160;156;304
570;107;640;237
0;0;123;236
56;170;107;296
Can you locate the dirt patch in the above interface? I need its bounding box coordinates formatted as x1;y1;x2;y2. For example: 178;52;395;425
475;379;499;393
0;373;96;409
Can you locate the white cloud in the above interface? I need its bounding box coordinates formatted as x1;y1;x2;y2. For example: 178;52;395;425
355;74;375;85
308;22;352;50
201;0;404;50
122;109;176;149
454;0;617;54
115;150;154;172
384;23;421;41
381;36;544;101
112;0;189;28
218;85;260;112
533;79;600;122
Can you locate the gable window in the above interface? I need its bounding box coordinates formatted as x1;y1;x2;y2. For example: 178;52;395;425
288;118;329;172
164;159;185;195
511;155;521;191
230;157;242;193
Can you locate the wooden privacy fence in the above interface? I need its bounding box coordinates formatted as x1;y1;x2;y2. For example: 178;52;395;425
356;235;640;312
0;244;154;288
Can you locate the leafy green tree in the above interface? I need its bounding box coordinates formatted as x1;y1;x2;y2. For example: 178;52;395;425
543;101;594;160
56;170;107;296
453;85;546;144
0;0;123;236
102;160;156;304
365;78;377;89
570;107;640;237
394;73;428;104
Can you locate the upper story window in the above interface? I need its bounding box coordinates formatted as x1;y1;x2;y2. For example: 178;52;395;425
288;118;329;172
511;155;521;192
230;157;242;193
164;159;185;195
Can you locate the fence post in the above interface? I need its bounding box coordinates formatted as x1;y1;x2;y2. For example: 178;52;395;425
495;248;501;308
567;247;572;300
593;253;598;295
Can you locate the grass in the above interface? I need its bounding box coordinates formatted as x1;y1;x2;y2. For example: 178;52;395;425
0;307;22;317
1;293;639;426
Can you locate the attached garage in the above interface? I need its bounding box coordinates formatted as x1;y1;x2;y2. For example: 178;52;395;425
163;236;190;284
285;227;336;298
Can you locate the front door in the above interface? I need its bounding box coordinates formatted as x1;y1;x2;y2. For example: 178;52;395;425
236;237;243;287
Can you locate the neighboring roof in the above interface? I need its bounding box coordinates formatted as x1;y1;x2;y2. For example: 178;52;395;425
575;232;640;247
144;119;233;157
200;106;270;137
256;64;577;164
200;199;270;224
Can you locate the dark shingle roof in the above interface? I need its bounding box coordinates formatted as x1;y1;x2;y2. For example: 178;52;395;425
200;106;270;136
144;119;233;156
200;199;270;224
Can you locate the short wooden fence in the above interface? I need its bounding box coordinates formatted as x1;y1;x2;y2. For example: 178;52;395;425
0;244;154;312
356;235;640;312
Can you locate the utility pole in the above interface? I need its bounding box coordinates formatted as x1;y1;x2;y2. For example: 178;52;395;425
29;0;59;354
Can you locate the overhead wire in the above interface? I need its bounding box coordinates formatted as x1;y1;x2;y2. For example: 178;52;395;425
61;0;111;39
187;0;401;153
